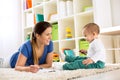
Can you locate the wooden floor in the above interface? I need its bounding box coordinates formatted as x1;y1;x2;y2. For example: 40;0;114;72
78;69;120;80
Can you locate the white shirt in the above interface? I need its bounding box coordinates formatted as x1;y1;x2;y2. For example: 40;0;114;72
87;39;106;63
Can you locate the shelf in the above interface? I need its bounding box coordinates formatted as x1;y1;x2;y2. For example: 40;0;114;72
49;20;58;24
105;48;120;51
22;0;120;63
53;41;59;53
33;3;43;9
75;10;94;37
24;26;33;30
59;14;74;20
73;0;92;14
24;8;32;13
59;40;76;50
60;38;75;42
100;26;120;35
76;10;93;16
44;0;57;21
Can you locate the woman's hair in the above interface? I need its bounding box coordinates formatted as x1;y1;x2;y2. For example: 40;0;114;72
31;21;52;64
83;23;100;34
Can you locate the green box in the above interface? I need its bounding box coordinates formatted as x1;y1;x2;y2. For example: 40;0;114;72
79;38;89;57
36;14;44;23
64;50;75;57
52;23;58;41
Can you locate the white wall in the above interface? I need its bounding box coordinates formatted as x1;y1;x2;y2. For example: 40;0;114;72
93;0;112;28
110;0;120;26
0;0;22;58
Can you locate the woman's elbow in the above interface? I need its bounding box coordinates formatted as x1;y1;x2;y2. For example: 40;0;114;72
48;64;52;67
15;66;23;71
15;66;19;71
47;63;53;67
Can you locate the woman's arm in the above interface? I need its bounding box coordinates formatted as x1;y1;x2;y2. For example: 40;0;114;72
15;52;53;72
15;53;30;72
39;52;53;68
15;53;39;73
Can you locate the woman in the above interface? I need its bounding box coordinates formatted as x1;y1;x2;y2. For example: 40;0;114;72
10;21;53;73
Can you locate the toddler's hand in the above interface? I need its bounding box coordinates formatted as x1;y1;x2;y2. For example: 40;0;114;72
82;58;93;65
79;49;87;55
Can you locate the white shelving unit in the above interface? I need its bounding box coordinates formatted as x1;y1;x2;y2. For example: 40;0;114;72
100;26;120;35
22;0;120;63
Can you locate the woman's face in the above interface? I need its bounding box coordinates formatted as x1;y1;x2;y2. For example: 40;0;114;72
37;27;52;45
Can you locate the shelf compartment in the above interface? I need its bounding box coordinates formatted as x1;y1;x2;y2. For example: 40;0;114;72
58;0;74;18
44;0;57;21
100;26;120;35
74;10;94;37
53;41;59;53
24;12;34;27
100;35;114;51
59;16;75;40
33;5;44;23
73;0;92;14
100;35;115;63
24;27;33;41
33;4;43;14
59;40;76;50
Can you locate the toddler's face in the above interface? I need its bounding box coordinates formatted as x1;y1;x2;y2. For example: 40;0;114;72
83;29;95;43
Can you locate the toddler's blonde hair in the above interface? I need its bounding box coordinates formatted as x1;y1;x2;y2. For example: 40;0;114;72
83;23;100;34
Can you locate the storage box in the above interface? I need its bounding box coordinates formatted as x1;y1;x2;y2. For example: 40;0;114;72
52;23;58;41
35;14;44;23
79;38;89;57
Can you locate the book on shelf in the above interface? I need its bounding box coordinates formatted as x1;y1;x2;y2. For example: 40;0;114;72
35;14;44;23
59;0;73;17
23;0;32;10
52;23;58;41
26;0;32;9
79;38;89;57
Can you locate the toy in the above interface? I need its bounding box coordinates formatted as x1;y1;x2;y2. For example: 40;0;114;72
60;48;75;62
26;32;32;40
79;38;89;57
52;52;60;62
66;27;72;39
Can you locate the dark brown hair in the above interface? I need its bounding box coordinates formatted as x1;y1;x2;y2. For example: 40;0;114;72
31;21;52;64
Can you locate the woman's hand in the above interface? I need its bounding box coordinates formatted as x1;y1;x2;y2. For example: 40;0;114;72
82;58;94;65
29;65;40;73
